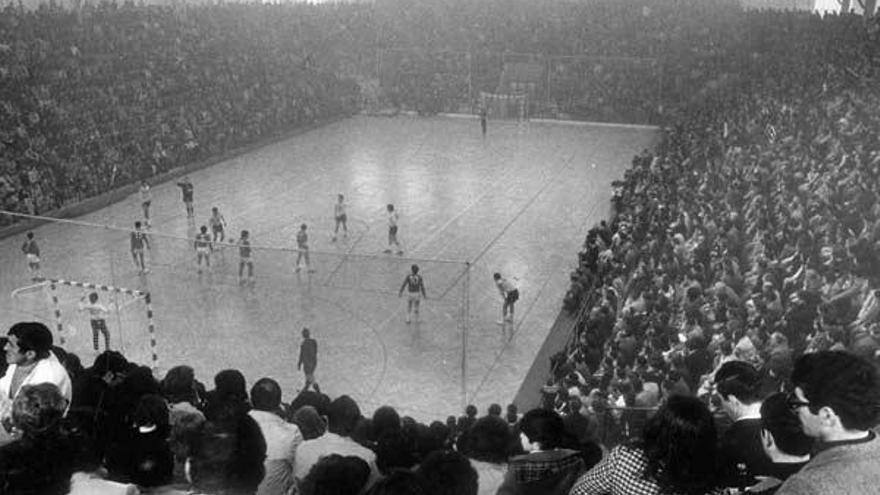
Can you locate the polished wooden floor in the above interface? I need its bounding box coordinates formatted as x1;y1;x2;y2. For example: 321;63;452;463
0;115;656;420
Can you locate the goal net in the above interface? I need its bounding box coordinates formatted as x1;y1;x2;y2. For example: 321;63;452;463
480;92;528;121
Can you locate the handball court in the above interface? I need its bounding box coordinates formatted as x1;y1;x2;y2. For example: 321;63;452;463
0;116;656;421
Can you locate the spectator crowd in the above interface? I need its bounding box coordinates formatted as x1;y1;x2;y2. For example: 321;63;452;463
2;0;880;494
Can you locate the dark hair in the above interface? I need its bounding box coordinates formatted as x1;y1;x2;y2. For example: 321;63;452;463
640;395;718;495
760;393;813;456
250;377;282;412
213;369;248;402
135;221;142;229
416;450;478;495
300;454;370;495
487;403;502;417
715;361;762;404
161;365;198;404
12;383;67;437
791;351;880;430
465;404;477;417
7;322;53;360
188;416;266;493
92;350;129;376
376;430;417;474
328;395;362;436
519;408;566;450
458;416;511;464
372;405;401;439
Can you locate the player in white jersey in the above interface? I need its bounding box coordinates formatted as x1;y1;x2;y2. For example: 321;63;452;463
21;231;41;280
209;206;227;243
295;223;314;273
332;194;348;241
385;203;403;255
79;292;110;351
494;272;520;326
194;225;213;273
399;264;427;324
130;221;151;274
139;180;152;226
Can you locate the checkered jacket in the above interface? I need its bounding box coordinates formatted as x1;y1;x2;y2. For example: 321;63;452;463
496;449;585;495
569;445;723;495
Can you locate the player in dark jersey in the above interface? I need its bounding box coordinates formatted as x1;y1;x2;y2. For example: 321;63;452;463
398;264;427;324
176;176;194;218
21;231;41;280
194;225;212;273
332;194;348;241
209;206;227;243
480;105;488;138
238;230;254;284
130;221;151;274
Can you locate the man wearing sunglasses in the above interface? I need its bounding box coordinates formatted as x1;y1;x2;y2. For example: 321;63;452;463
776;351;880;495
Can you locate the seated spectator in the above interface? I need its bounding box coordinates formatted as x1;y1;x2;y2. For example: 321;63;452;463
0;383;79;494
714;361;774;489
248;377;301;495
497;408;585;495
300;454;370;495
293;395;380;491
457;415;511;495
161;365;206;427
184;415;267;495
745;393;812;495
776;351;880;495
569;395;721;495
292;405;327;440
203;369;251;421
0;322;72;436
415;450;478;495
107;393;174;488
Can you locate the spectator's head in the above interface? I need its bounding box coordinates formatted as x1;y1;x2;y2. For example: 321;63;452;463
6;321;53;364
299;454;370;495
213;369;248;402
465;404;477;418
327;395;361;437
92;350;129;385
162;365;198;404
714;360;763;420
376;429;417;474
12;383;67;438
519;408;566;452
789;351;880;441
506;403;518;424
487;403;502;417
416;450;478;495
250;377;282;412
293;405;326;440
372;405;401;439
642;395;718;494
130;394;174;487
458;415;511;464
302;327;310;339
760;392;812;461
133;393;171;434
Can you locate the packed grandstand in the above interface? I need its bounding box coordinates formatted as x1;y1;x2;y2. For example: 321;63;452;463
2;0;880;494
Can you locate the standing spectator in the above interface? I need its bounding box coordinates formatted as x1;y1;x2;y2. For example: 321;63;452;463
497;408;584;495
776;351;880;495
569;395;721;495
248;377;302;495
0;322;72;436
298;327;319;393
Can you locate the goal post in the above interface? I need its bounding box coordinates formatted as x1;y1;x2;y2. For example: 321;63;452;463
479;92;528;122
